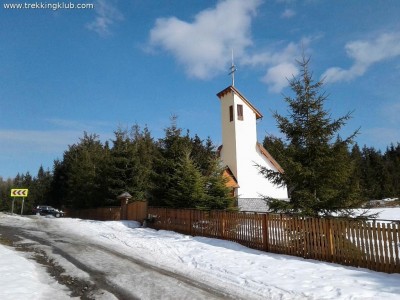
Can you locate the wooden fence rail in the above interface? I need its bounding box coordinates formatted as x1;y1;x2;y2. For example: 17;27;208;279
147;207;400;274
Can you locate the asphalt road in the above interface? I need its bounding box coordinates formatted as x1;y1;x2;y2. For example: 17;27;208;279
0;220;236;300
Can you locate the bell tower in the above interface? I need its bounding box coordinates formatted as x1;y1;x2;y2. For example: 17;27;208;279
217;85;263;197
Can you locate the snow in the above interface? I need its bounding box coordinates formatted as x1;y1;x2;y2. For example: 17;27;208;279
370;207;400;220
0;208;399;300
0;243;72;300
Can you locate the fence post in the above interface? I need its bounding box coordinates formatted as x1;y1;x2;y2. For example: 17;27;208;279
262;213;269;252
220;211;226;239
328;218;334;261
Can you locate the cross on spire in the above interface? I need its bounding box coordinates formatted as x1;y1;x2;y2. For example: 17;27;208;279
228;49;237;86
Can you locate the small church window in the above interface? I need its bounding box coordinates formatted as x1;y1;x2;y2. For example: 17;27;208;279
229;105;234;122
237;104;243;120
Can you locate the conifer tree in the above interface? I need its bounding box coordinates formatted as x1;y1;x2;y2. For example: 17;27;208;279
164;149;206;208
149;117;234;209
199;157;234;210
128;125;157;200
62;132;107;208
106;128;135;203
259;56;360;216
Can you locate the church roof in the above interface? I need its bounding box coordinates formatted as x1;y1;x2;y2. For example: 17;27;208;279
217;85;263;119
257;143;284;174
222;166;239;188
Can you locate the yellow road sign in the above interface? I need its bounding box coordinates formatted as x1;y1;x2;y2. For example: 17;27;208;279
11;189;29;197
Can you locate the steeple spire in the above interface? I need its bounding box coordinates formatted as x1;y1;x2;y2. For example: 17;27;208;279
228;49;237;86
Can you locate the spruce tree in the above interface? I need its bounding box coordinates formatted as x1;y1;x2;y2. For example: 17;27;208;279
149;117;234;209
164;149;206;208
63;132;107;209
106;128;135;203
259;56;360;216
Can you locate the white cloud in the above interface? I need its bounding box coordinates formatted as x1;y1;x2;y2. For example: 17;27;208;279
241;41;301;66
242;41;306;93
262;62;299;93
149;0;262;79
281;8;296;18
148;0;310;93
322;32;400;83
86;0;123;36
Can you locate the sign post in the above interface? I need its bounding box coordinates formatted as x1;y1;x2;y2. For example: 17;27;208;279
10;189;29;215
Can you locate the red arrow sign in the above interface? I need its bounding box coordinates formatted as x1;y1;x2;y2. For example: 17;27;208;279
11;189;29;197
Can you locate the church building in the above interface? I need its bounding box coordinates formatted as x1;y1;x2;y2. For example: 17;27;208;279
217;85;288;212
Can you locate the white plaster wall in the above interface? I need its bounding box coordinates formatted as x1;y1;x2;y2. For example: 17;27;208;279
220;91;238;178
237;144;288;199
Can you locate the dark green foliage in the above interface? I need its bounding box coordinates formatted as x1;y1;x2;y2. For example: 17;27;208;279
200;158;234;210
106;125;156;204
259;56;360;216
354;143;400;200
164;150;206;208
149;117;234;209
63;132;108;209
3;117;232;211
0;176;14;211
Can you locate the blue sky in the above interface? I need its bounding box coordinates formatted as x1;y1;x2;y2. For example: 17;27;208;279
1;0;400;179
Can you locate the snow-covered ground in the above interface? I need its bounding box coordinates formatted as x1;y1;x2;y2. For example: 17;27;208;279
366;207;400;220
0;244;72;300
0;208;399;300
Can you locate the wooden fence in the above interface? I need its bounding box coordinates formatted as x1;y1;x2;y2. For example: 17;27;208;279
66;201;148;222
147;207;400;274
66;206;121;221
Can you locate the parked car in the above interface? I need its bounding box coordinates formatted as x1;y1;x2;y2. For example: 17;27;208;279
33;205;65;218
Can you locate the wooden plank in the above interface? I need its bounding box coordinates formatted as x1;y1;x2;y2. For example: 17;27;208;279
331;219;338;263
288;216;294;255
354;220;363;268
321;218;329;261
375;222;383;272
299;217;306;258
386;223;395;273
392;223;400;273
263;214;269;251
313;217;320;260
355;220;363;268
366;221;375;270
381;223;389;273
349;220;357;267
367;221;376;271
333;219;342;264
318;218;325;261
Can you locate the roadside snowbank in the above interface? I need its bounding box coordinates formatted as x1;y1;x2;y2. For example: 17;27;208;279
0;243;71;300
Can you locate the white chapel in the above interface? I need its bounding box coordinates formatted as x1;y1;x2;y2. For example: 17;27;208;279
217;84;288;211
